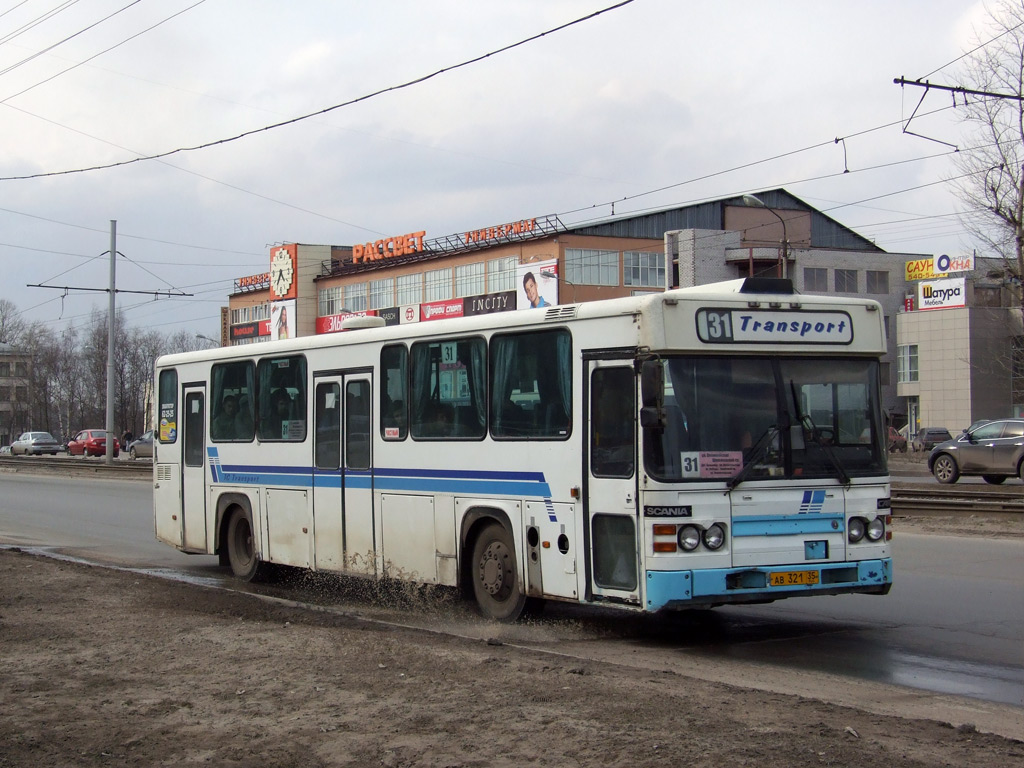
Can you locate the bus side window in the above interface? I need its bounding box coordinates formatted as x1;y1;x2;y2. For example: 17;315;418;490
591;367;635;477
257;355;307;441
381;344;408;440
490;329;571;439
314;383;341;470
410;338;485;440
158;369;178;444
211;360;255;442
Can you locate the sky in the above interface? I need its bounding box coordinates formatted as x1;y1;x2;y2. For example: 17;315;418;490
0;0;998;340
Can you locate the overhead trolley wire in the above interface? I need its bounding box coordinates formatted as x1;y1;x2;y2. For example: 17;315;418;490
0;0;636;182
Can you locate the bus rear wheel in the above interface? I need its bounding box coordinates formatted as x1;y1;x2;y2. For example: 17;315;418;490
471;522;526;622
226;509;268;582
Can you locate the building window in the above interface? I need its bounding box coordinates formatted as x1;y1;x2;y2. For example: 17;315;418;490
897;344;918;383
369;278;394;310
319;286;343;316
424;268;452;302
866;270;889;294
397;274;421;306
803;267;828;292
488;256;517;292
884;316;890;340
14;362;27;377
345;282;367;312
880;361;891;386
15;386;27;401
0;362;9;377
566;248;619;286
232;304;270;324
835;269;858;293
975;286;1001;307
455;262;485;298
623;250;664;288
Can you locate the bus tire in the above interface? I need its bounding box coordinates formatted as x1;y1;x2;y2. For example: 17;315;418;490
226;508;268;582
471;522;526;622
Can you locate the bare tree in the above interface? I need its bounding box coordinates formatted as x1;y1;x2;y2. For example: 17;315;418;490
950;0;1024;305
0;299;27;345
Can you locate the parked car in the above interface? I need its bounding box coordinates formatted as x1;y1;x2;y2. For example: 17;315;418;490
929;418;1024;484
911;426;952;452
127;430;154;460
887;425;907;452
10;431;61;456
67;429;120;458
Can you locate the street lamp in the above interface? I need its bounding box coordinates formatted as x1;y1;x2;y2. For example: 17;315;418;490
741;194;788;278
196;333;219;348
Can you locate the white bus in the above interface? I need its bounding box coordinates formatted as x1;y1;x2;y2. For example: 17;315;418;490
153;277;892;620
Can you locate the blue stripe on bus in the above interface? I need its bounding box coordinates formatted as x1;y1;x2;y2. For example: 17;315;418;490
205;449;554;501
732;514;845;537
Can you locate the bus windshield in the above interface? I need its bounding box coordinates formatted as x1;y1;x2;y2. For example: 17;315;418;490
643;356;885;483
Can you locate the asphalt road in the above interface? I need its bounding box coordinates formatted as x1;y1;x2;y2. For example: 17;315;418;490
1;471;1021;711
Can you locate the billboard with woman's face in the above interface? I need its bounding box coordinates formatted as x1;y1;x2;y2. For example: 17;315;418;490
271;299;296;341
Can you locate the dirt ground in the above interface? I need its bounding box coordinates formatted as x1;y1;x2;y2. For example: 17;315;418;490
1;543;1022;768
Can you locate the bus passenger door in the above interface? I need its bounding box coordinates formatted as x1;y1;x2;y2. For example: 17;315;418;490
311;372;375;575
181;386;208;552
585;362;640;603
312;377;344;571
342;375;374;575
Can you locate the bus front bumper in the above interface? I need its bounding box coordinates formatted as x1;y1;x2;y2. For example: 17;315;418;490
644;558;892;612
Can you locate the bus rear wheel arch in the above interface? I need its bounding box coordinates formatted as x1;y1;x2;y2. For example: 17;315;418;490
468;520;527;622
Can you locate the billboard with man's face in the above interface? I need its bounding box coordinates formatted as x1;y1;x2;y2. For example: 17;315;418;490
517;260;558;309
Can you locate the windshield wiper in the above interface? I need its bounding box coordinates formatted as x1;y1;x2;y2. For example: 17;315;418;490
727;426;778;490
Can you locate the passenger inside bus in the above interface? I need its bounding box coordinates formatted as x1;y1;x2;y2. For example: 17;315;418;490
212;395;240;440
261;389;292;440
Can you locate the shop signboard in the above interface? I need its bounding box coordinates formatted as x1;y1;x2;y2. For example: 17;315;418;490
918;277;966;311
933;253;975;274
464;290;516;316
905;258;947;282
421;299;464;322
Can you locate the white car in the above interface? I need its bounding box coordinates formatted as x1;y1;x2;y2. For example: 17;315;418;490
11;431;62;456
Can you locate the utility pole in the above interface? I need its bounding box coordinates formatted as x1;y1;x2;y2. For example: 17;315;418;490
105;221;116;464
28;221;192;466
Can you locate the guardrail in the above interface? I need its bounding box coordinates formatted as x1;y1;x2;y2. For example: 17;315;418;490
0;455;153;479
891;486;1024;514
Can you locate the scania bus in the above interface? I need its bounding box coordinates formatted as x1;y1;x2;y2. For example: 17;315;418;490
153;276;892;620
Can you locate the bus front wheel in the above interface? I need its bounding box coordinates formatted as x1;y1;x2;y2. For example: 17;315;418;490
226;509;268;582
471;522;527;622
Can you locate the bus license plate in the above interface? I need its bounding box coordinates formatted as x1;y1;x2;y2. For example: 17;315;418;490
769;570;819;587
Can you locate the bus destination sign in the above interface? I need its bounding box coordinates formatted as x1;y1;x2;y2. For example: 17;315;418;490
696;308;853;345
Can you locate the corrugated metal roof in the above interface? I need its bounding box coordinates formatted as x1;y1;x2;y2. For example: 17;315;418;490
564;189;885;252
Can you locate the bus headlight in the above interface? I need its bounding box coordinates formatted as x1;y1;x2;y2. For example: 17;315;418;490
678;525;701;551
847;517;866;543
866;517;885;541
702;523;726;550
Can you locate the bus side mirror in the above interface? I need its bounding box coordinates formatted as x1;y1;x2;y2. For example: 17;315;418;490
640;406;665;431
640;360;664;408
640;361;665;432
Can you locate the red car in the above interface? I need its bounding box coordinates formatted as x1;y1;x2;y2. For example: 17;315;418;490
67;429;120;457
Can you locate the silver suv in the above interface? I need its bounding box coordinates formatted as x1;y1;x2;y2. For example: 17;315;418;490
929;419;1024;484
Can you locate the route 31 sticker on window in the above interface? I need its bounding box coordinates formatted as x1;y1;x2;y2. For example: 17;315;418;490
680;451;743;479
